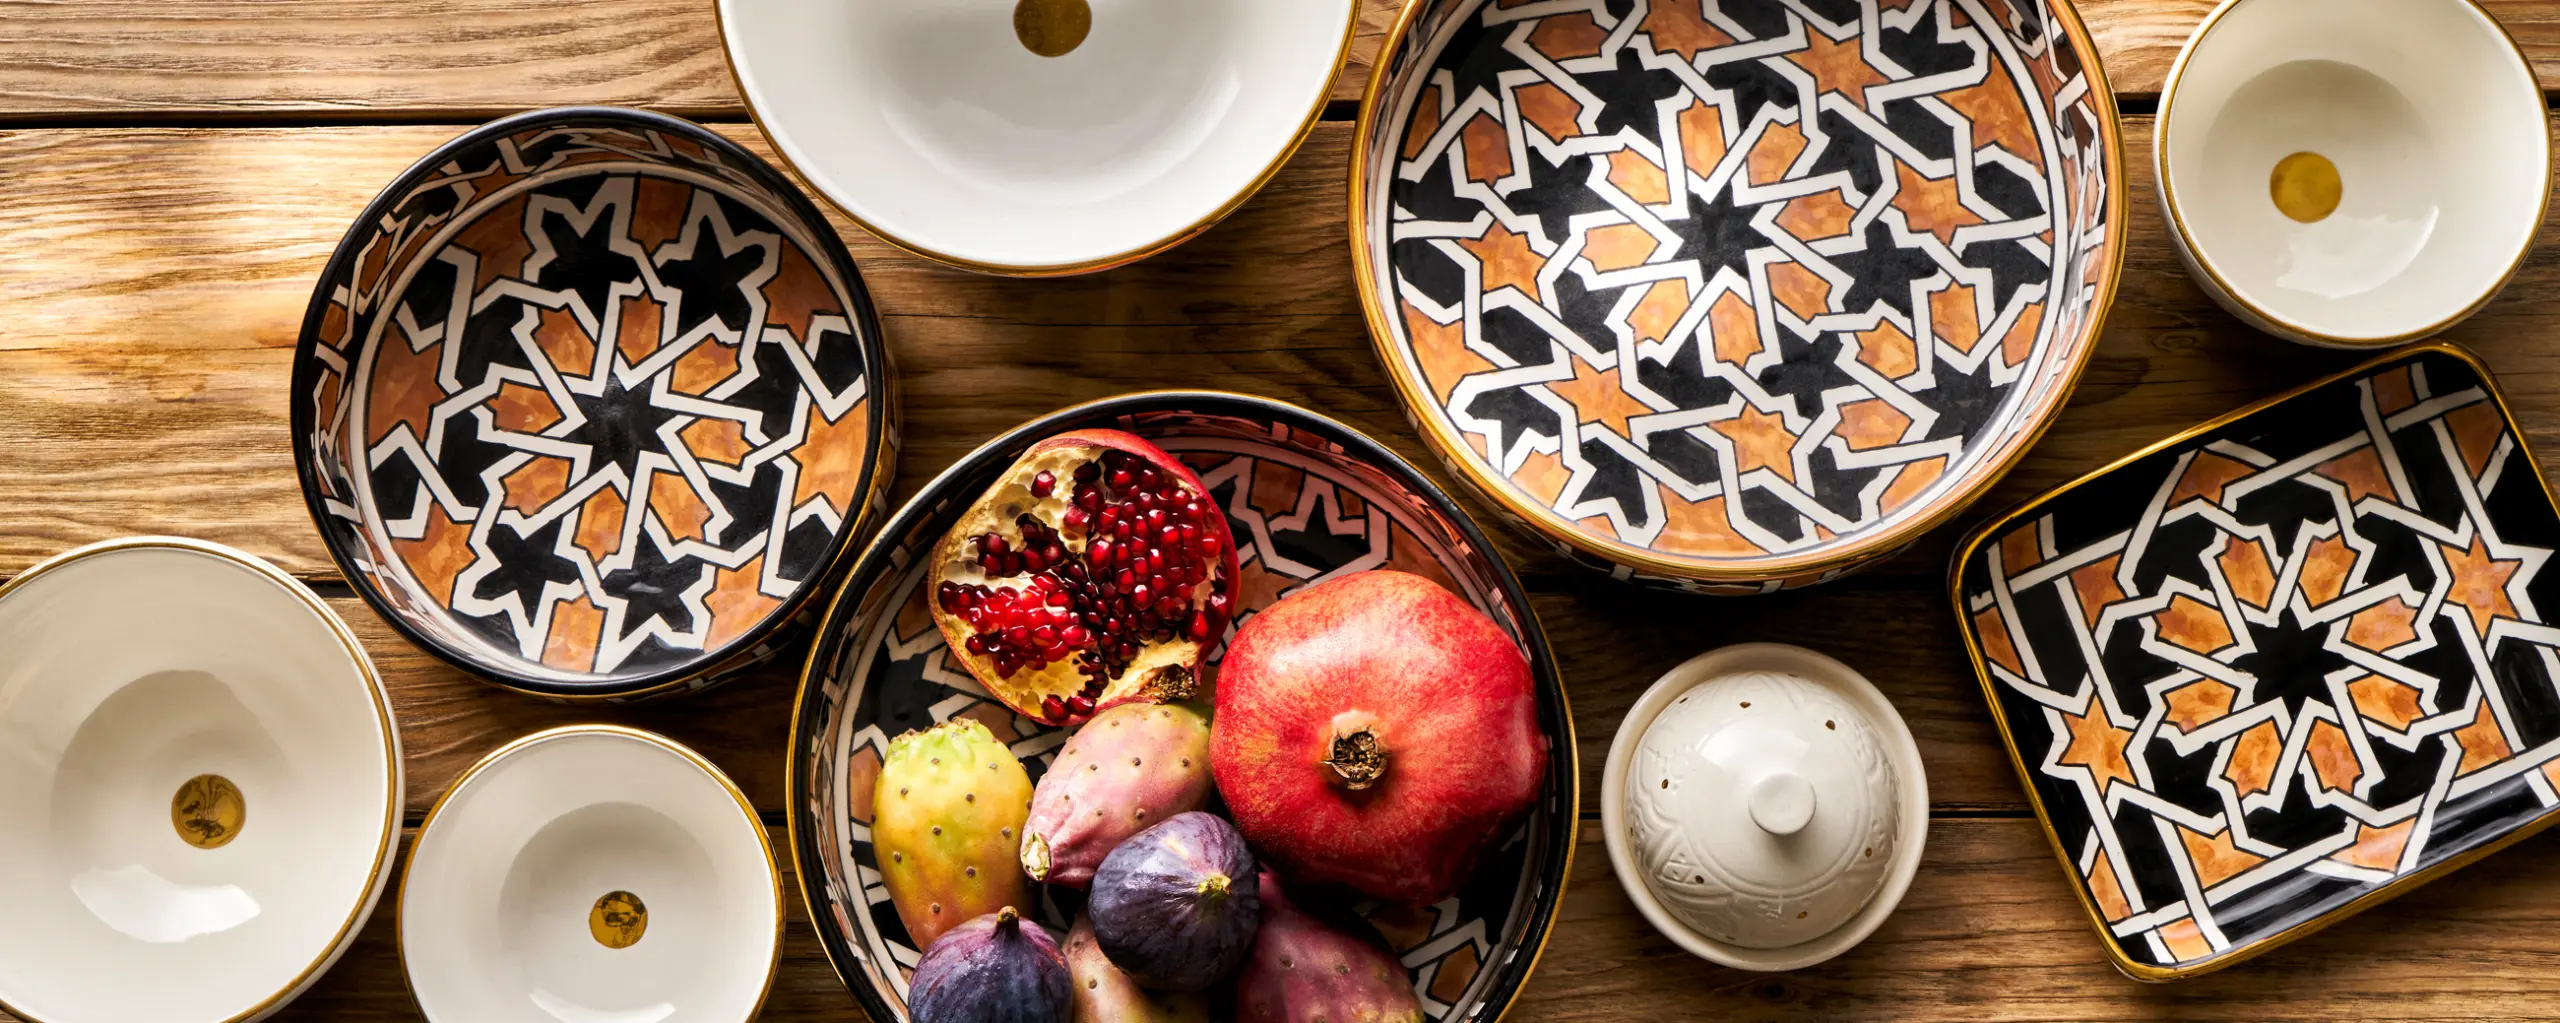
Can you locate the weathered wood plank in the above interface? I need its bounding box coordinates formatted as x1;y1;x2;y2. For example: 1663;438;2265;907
11;819;2556;1022
7;0;2554;120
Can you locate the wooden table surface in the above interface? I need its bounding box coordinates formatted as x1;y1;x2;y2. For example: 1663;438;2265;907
8;1;2560;1019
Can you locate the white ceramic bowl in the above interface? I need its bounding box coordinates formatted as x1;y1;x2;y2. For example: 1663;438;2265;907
400;726;778;1023
2157;0;2549;347
718;0;1356;275
0;537;401;1023
1602;643;1927;972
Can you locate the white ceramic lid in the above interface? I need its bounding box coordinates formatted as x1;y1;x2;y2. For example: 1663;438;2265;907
1603;643;1927;971
0;538;402;1023
400;726;779;1023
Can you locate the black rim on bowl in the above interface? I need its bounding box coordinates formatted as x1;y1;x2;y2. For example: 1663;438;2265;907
785;390;1579;1023
289;105;895;701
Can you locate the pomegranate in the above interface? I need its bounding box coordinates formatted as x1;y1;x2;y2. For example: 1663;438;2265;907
1210;570;1546;905
932;429;1240;726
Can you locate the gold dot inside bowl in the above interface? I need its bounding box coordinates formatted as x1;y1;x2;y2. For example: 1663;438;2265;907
2270;151;2342;224
171;774;245;849
1014;0;1092;57
591;890;648;949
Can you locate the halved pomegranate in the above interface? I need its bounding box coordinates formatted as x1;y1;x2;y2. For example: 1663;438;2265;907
930;429;1240;726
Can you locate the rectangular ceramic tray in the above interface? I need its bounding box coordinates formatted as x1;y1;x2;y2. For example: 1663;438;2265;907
1952;341;2560;980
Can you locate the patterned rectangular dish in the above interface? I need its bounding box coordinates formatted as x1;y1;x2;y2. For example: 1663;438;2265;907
1952;341;2560;979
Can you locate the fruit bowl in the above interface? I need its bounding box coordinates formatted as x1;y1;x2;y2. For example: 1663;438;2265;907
0;538;401;1023
400;725;780;1022
1350;0;2126;592
718;0;1357;275
787;392;1577;1020
290;106;896;701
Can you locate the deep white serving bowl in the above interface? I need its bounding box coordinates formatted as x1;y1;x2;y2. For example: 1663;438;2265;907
1602;643;1926;972
2157;0;2549;347
0;537;401;1023
718;0;1356;275
400;726;778;1023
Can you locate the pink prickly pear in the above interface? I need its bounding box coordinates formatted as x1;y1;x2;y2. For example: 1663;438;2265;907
1020;702;1213;887
1234;871;1423;1023
876;718;1035;950
1064;912;1210;1023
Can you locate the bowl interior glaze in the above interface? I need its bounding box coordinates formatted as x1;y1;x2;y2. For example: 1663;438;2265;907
292;107;893;700
1355;0;2122;591
2159;0;2545;345
790;393;1575;1022
401;727;779;1023
720;0;1356;273
0;540;399;1023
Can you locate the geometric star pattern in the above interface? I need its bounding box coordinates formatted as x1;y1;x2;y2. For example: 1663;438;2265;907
1366;0;2116;594
297;119;885;692
792;412;1568;1023
1956;346;2560;979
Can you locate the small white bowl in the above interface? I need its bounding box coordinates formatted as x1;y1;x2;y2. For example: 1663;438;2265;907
1602;643;1927;972
0;537;402;1023
400;726;779;1023
2157;0;2549;347
718;0;1356;275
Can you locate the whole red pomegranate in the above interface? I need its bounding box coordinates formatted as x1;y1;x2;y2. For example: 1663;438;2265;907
1210;570;1546;905
931;429;1239;727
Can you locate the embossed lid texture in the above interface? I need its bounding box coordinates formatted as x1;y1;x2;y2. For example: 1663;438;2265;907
1354;0;2123;587
1628;669;1900;949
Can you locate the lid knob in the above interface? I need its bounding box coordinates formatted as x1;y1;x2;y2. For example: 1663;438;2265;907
1746;770;1815;836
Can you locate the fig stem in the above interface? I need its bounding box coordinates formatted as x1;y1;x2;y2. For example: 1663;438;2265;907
1197;873;1231;901
996;905;1020;931
1324;728;1388;791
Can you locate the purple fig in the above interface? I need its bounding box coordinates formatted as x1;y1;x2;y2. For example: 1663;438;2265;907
1065;912;1212;1023
1235;872;1421;1023
1088;811;1260;991
1023;702;1214;887
909;907;1072;1023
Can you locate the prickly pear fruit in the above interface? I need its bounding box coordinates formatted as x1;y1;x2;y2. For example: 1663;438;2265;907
1065;913;1211;1023
1234;871;1422;1023
1022;702;1214;887
876;718;1036;951
909;907;1073;1023
1089;811;1261;991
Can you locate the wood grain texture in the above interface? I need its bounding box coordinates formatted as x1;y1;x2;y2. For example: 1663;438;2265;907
12;819;2560;1023
9;0;2557;121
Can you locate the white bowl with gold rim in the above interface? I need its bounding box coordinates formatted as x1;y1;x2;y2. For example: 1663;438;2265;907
717;0;1356;275
2157;0;2549;347
0;538;402;1023
399;726;778;1023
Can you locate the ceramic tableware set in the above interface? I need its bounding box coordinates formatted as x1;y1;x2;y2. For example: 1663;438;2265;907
1;0;2553;1019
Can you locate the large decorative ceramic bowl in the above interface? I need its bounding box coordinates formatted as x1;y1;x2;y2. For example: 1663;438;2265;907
2156;0;2547;348
788;392;1576;1021
1953;341;2560;980
401;726;780;1022
719;0;1356;275
1353;0;2125;593
0;538;400;1023
292;106;896;701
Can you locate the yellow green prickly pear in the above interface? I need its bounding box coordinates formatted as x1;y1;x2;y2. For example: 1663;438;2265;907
876;718;1035;950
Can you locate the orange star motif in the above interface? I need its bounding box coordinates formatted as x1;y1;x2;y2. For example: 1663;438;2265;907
1710;404;1801;484
1546;356;1656;440
2057;701;2138;796
1787;29;1890;110
1893;161;1986;247
1458;221;1548;303
2440;534;2523;635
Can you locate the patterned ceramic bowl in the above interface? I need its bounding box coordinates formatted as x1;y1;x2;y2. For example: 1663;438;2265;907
718;0;1356;275
1352;0;2126;593
291;107;897;701
1954;341;2560;980
787;392;1577;1022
